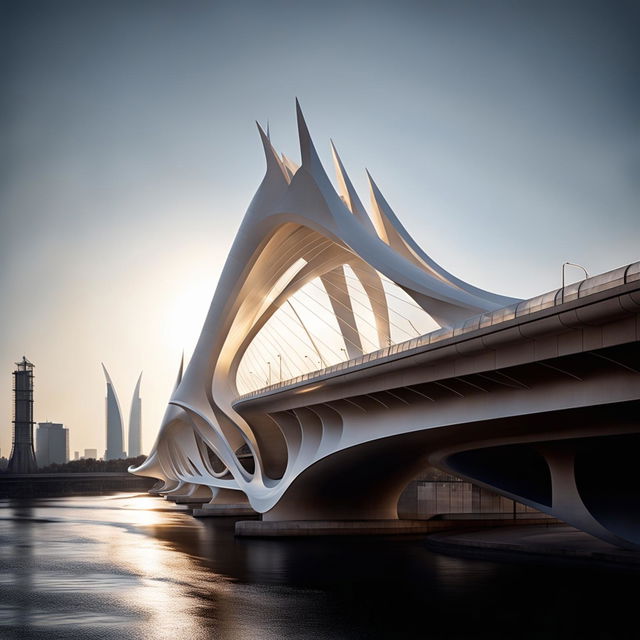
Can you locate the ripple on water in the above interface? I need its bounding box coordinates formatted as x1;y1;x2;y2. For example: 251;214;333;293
0;493;638;640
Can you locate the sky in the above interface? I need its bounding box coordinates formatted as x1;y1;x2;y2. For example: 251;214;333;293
1;0;639;457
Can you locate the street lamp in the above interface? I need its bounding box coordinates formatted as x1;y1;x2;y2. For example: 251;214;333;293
267;361;271;385
561;262;589;303
277;354;282;380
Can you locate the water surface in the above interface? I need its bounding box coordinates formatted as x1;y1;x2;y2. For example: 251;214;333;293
0;493;636;639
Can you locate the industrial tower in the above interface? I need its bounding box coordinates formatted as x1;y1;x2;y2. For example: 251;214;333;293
7;356;38;473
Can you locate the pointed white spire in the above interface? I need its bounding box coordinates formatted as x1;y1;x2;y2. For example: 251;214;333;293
294;99;345;213
128;371;143;458
295;98;318;168
101;362;114;387
330;140;375;230
366;170;397;244
174;352;184;391
367;171;518;306
102;363;124;460
256;122;290;184
295;99;333;185
133;371;143;397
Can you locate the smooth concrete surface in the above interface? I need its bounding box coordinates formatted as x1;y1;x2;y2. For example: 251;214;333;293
426;525;640;568
170;496;209;505
193;504;258;517
234;517;560;538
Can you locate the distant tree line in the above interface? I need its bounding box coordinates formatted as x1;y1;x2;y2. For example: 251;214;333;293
37;455;147;473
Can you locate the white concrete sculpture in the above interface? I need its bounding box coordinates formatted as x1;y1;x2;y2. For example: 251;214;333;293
130;101;520;511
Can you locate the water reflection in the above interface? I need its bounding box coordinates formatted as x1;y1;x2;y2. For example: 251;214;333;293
0;493;637;639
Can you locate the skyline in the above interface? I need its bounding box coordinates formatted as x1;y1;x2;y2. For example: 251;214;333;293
2;0;639;456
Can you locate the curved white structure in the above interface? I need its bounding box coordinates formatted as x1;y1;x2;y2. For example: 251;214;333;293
128;372;143;458
131;104;640;549
102;364;125;460
131;102;520;509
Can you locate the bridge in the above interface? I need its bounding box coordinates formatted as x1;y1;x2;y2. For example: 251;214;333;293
131;102;640;548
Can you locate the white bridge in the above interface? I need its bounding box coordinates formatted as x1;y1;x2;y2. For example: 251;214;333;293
131;102;640;548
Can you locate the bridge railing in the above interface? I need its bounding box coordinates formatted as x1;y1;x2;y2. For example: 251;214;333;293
236;260;640;401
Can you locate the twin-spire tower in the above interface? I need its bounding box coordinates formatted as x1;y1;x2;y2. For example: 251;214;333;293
101;365;142;460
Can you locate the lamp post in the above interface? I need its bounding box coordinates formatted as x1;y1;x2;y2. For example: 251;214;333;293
277;354;282;381
267;361;271;385
561;262;589;303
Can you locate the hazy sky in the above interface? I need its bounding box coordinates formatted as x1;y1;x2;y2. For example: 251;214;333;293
1;0;639;457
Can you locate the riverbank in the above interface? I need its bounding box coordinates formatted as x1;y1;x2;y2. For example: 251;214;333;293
0;472;156;497
426;524;640;570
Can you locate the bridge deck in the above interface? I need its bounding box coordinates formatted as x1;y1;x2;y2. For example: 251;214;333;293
235;261;640;403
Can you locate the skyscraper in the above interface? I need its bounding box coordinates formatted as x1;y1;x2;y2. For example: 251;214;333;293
102;364;125;460
36;422;69;467
128;372;142;458
8;357;38;473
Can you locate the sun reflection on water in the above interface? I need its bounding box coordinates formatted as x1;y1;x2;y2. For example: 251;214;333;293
0;493;239;640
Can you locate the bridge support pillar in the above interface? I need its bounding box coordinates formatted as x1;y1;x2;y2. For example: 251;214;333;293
192;488;257;517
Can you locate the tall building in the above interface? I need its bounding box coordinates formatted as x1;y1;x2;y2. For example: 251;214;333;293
8;357;38;473
128;372;142;457
36;422;69;467
84;448;98;459
102;364;125;460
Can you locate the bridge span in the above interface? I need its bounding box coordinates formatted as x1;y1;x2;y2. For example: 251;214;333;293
131;103;639;548
234;265;640;548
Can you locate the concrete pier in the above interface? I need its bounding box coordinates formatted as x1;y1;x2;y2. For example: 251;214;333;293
193;503;258;517
165;495;208;505
234;517;558;537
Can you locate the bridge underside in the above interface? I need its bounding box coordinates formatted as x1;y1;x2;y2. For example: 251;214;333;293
233;337;640;548
259;401;639;548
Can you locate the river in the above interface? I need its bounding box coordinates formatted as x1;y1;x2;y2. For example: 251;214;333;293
0;493;636;639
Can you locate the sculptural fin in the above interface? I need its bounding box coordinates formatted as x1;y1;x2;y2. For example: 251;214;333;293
256;121;290;185
330;140;375;231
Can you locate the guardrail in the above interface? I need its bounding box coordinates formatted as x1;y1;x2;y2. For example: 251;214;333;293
236;261;640;401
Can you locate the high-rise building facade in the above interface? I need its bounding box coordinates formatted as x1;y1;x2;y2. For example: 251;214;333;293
36;422;69;467
8;357;38;473
128;373;142;457
84;448;98;459
102;364;125;460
